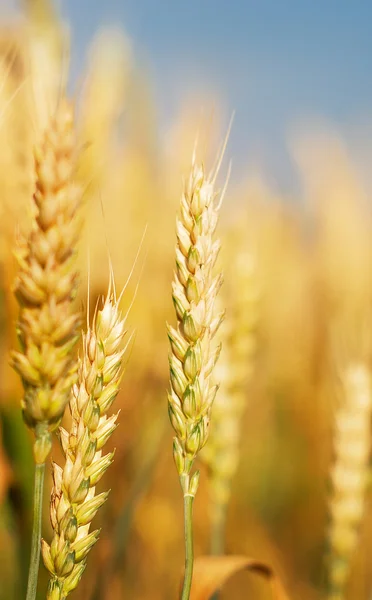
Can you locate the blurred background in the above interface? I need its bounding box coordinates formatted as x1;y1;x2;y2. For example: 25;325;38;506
1;0;372;598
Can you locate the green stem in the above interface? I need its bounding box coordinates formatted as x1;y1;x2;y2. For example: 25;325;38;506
181;494;194;600
26;463;45;600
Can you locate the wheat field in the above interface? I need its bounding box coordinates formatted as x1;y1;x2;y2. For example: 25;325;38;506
0;2;372;600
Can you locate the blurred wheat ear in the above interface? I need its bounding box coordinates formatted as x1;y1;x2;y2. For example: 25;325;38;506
23;0;69;133
202;230;259;557
326;364;372;600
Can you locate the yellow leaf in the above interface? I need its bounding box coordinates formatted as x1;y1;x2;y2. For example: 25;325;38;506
189;555;290;600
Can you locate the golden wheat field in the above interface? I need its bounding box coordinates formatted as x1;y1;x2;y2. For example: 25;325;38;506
0;1;372;599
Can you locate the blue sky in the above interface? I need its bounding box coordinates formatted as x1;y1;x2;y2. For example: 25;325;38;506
5;0;372;189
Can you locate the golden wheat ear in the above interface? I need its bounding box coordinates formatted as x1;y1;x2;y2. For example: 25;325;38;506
42;271;130;600
168;156;226;495
168;140;230;600
11;98;83;464
202;240;259;555
327;363;372;600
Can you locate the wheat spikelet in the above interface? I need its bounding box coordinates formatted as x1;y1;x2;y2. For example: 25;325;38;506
203;247;258;550
11;99;82;463
42;282;128;599
168;151;226;496
327;363;372;600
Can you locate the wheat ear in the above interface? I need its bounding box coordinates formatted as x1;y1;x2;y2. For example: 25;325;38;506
168;152;226;599
203;249;258;555
42;281;128;600
327;363;372;600
11;99;82;464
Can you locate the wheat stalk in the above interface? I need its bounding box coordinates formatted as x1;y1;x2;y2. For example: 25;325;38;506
42;279;128;599
168;149;227;599
327;363;372;600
